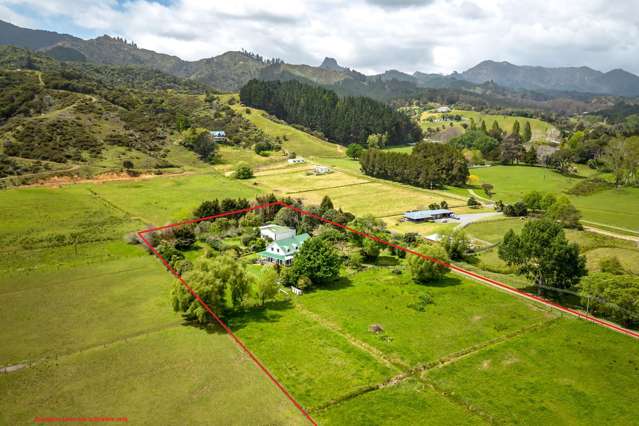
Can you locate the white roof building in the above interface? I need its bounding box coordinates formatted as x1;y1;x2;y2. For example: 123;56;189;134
259;224;296;241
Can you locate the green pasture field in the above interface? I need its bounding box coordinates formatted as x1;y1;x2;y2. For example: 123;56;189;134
468;166;639;230
0;326;306;425
420;109;557;141
316;378;484;425
382;145;414;154
298;182;464;217
214;145;288;172
464;217;527;243
0;181;307;425
425;318;639;425
86;173;260;224
254;169;371;195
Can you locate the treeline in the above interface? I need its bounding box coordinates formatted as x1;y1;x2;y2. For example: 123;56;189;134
359;142;469;188
239;79;422;146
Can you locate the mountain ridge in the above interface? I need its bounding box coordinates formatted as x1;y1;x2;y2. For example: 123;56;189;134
2;19;639;96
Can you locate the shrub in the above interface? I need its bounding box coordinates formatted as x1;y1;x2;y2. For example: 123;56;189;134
408;244;451;284
234;162;253;179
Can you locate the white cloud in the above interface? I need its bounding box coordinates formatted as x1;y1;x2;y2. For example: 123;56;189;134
2;0;639;75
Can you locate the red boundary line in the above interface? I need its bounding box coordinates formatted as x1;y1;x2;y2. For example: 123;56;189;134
138;201;639;424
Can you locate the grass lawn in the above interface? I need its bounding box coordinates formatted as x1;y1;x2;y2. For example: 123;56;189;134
214;145;287;172
0;326;306;425
464;217;528;243
298;269;554;367
316;378;485;425
298;182;463;217
425;318;639;425
229;301;396;410
86;173;260;224
571;186;639;231
254;169;370;194
584;247;639;274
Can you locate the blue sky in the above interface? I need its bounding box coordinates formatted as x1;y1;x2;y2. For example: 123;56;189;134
1;0;639;75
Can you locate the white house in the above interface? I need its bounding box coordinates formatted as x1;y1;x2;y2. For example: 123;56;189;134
210;130;226;141
259;224;296;241
258;233;310;265
313;165;331;175
436;106;451;113
288;157;305;164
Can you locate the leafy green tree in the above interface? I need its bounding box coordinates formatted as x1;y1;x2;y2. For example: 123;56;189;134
234;162;253;179
511;120;521;138
480;120;488;134
346;143;364;159
440;229;470;260
347;251;364;270
545;197;581;228
290;237;342;286
489;121;503;140
171;257;228;322
523;146;537;165
172;226;196;250
540;193;558;210
255;266;280;306
578;273;639;326
362;238;381;260
467;196;480;208
320;195;334;213
498;220;586;294
408;244;450;284
522;121;532;142
274;207;299;228
523;191;544;210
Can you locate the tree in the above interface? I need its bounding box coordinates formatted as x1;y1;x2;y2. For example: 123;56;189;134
172;226;196;250
182;129;217;162
346;143;364;159
347;251;364;270
523;191;544;210
122;160;134;169
170;257;228;322
234;162;253;179
498;220;586;294
602;137;639;186
320;195;334;213
440;229;470;260
194;199;220;218
274;207;299;228
255;266;279;306
289;237;342;286
578;273;639;327
489;121;503;141
408;244;450;284
511;120;521;138
467;196;480;208
523;146;537;165
362;238;380;260
545;197;581;228
522;121;532;142
481;183;494;197
480;120;488;134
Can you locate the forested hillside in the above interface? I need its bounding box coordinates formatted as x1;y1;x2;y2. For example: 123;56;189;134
239;79;422;146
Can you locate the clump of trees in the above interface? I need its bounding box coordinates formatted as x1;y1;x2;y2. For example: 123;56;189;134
239;79;422;146
578;273;639;327
281;237;342;289
498;219;586;295
234;162;253;179
408;244;451;283
359;142;469;188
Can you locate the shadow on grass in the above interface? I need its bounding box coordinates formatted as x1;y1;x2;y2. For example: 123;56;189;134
180;298;295;334
421;275;464;288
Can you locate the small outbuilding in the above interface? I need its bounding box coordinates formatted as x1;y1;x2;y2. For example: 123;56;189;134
288;157;305;164
404;209;454;222
313;165;331;175
436;106;451;113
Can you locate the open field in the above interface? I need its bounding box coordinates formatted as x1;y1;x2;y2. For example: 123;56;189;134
425;319;639;425
214;145;288;172
467;166;639;230
254;169;370;194
87;173;261;224
464;217;527;243
0;182;307;425
420;109;558;142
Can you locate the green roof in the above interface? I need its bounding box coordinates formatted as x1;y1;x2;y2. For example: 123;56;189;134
258;251;287;261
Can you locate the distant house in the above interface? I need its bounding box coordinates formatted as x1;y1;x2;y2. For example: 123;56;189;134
436;106;451;113
210;130;226;141
313;165;331;175
404;209;454;222
288;157;305;164
259;224;296;241
258;233;310;265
